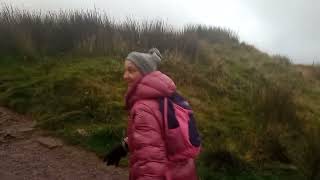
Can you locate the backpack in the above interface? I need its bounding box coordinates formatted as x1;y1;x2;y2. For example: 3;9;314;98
159;92;201;161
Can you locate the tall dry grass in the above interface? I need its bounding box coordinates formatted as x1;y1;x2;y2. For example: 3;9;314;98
0;5;239;60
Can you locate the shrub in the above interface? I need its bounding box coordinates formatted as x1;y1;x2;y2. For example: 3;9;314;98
249;78;299;163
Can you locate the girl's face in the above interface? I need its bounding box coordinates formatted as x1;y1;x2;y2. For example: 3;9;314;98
123;60;143;88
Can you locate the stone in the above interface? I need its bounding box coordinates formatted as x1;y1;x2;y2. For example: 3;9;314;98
18;127;34;133
36;137;63;149
76;128;88;136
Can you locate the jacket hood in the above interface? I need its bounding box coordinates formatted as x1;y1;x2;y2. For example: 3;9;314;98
125;71;176;109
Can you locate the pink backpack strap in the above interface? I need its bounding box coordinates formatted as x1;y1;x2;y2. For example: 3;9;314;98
161;97;168;150
163;97;168;133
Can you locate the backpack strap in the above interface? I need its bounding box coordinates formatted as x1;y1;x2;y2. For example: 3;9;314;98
160;97;169;159
161;96;180;129
163;97;168;134
158;97;167;141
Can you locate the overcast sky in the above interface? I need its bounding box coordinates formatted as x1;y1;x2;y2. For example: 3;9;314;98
2;0;319;64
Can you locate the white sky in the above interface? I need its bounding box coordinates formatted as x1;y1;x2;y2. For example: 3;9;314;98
2;0;320;64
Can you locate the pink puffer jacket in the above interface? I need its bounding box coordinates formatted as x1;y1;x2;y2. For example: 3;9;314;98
125;71;198;180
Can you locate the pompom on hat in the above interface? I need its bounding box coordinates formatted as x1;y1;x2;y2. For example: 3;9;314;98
126;48;162;75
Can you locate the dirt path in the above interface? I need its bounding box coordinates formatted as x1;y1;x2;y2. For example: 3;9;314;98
0;107;128;180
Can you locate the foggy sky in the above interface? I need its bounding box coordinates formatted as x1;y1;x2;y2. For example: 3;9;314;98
2;0;319;64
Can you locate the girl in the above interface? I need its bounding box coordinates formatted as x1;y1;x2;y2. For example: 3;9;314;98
104;48;198;180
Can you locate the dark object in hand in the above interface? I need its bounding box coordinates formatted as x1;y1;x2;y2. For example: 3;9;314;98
103;143;127;166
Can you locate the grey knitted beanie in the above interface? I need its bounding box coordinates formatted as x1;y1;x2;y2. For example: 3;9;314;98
126;48;162;75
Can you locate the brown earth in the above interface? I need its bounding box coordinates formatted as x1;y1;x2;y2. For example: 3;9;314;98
0;107;128;180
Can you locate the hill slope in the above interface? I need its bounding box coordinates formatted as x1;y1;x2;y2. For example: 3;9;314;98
1;7;320;179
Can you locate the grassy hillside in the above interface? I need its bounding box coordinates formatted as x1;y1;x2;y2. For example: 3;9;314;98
1;6;320;179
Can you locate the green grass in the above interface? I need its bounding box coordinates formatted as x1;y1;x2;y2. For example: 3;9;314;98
1;6;319;179
1;44;320;179
0;56;126;153
197;167;305;180
1;53;318;179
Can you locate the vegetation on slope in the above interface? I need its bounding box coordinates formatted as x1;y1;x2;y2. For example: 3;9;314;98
1;6;320;179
